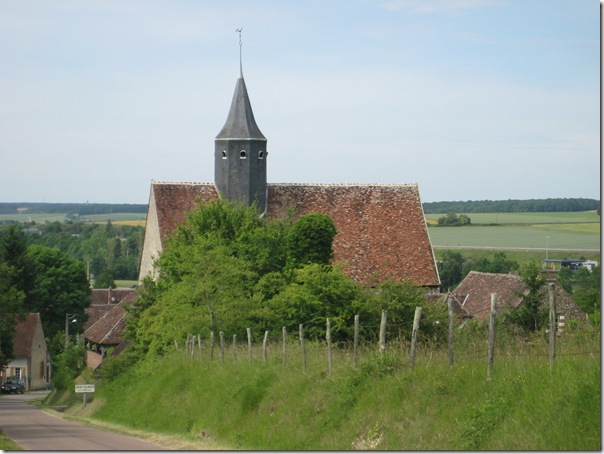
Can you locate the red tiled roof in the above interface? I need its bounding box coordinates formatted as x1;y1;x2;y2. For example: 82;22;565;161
149;182;440;287
266;184;439;286
452;271;527;322
152;182;218;240
13;313;42;357
83;304;128;345
90;288;137;306
86;288;137;331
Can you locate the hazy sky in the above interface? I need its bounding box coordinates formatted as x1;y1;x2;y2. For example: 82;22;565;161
1;0;600;204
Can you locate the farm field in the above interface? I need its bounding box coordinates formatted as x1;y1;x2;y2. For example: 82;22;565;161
424;211;600;225
0;212;147;224
425;211;600;251
427;224;599;251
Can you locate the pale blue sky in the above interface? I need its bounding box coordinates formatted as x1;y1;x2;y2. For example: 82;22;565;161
0;0;600;204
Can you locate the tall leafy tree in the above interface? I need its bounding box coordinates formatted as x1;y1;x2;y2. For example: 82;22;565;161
0;227;31;369
505;260;547;332
438;250;464;291
0;226;36;305
26;245;91;340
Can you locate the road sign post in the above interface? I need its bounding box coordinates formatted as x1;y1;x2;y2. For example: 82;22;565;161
75;384;95;407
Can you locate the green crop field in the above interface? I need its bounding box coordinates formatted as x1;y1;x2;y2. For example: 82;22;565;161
424;211;600;225
427;224;599;251
425;211;600;252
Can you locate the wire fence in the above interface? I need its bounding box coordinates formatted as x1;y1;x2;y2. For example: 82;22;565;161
175;285;599;380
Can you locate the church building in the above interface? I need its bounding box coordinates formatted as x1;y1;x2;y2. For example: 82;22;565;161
139;63;440;289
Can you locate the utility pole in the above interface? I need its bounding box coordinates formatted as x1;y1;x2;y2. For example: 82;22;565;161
65;314;77;350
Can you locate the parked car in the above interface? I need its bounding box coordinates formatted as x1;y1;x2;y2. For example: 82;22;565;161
1;380;25;394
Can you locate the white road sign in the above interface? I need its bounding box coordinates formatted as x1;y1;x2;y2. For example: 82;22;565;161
75;384;96;393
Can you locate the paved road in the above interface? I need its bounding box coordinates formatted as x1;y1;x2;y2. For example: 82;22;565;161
0;391;166;450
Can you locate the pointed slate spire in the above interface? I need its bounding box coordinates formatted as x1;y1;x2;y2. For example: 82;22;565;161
215;76;266;140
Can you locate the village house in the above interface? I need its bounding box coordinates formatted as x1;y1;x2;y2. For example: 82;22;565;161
139;67;440;290
444;271;587;330
1;313;49;391
83;288;136;369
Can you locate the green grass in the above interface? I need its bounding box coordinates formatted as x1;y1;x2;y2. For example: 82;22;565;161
85;332;600;450
425;211;600;225
0;428;22;450
428;224;599;250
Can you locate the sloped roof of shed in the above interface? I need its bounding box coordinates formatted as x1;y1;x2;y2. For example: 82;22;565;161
83;303;129;345
452;271;528;322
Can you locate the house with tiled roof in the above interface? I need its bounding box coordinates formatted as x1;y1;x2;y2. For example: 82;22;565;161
1;313;49;390
139;64;440;289
85;288;137;332
446;271;586;328
82;289;138;369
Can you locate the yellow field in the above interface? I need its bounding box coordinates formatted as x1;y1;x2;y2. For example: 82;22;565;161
110;220;147;227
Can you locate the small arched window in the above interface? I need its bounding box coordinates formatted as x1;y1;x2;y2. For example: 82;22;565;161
258;150;264;159
221;150;227;159
240;150;247;159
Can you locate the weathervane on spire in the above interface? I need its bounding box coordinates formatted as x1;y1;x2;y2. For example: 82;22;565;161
236;27;243;77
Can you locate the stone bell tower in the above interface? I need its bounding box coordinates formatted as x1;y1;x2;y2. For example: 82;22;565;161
214;32;267;213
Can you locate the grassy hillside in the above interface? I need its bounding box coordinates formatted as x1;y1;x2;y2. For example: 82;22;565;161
65;332;601;451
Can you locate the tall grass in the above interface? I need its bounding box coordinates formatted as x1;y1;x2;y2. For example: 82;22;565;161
90;330;600;450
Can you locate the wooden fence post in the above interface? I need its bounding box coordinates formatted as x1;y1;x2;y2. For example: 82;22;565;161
233;334;237;364
299;324;307;373
282;327;287;368
326;318;332;375
263;331;269;363
353;314;359;368
190;334;196;359
210;331;215;361
549;283;556;371
247;328;252;364
379;310;387;353
487;293;497;381
409;306;422;369
197;334;202;361
447;298;454;368
219;331;225;362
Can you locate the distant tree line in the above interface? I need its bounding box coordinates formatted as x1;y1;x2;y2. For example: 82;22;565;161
423;198;600;214
0;202;147;215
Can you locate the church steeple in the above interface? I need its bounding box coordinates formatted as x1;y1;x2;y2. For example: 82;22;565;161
214;30;268;213
215;76;266;141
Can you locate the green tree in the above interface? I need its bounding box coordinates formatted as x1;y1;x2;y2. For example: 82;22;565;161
26;245;91;341
0;227;31;370
0;261;26;370
438;250;464;291
94;270;116;289
356;278;439;342
505;260;547;332
0;226;36;305
286;213;337;270
437;213;471;226
264;263;359;341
